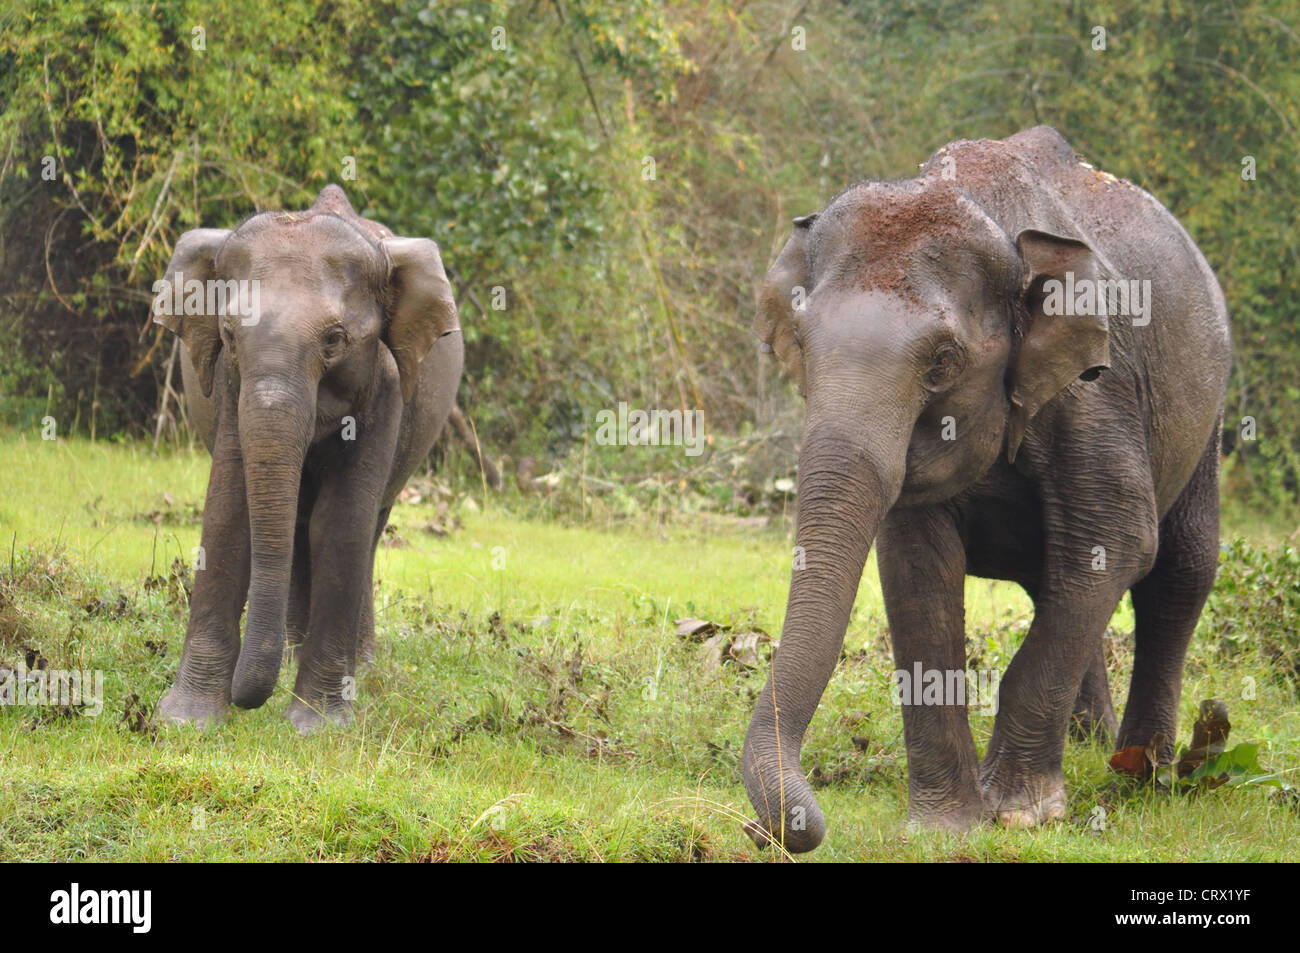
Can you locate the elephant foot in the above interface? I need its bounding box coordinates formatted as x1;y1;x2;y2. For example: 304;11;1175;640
285;697;353;735
904;770;985;833
157;687;229;728
905;800;983;834
980;769;1067;828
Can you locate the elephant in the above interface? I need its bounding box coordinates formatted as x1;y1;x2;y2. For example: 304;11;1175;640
153;184;463;733
742;126;1230;852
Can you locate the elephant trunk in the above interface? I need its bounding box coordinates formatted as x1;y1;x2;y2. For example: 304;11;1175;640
742;412;906;852
230;379;314;709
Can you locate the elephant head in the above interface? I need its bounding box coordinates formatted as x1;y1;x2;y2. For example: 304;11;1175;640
743;182;1110;852
153;185;459;709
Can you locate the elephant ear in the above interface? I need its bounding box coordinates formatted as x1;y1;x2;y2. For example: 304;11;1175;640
1005;229;1111;463
755;214;817;394
380;237;460;404
152;228;231;398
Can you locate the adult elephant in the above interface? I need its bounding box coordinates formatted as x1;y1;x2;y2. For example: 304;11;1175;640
743;127;1230;852
154;185;463;733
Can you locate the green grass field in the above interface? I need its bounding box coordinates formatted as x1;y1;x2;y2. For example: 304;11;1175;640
1;432;1297;861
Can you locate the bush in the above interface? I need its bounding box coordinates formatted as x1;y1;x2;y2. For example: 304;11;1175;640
2;0;1298;512
1204;539;1300;693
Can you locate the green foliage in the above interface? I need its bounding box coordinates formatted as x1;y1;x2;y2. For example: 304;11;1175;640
1;0;1298;510
1155;741;1285;791
345;1;692;449
1203;539;1300;691
0;0;372;433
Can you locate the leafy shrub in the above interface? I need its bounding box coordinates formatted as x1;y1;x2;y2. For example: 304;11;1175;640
1203;539;1300;692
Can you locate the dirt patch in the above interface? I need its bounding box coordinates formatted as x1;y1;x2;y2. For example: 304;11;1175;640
816;182;986;303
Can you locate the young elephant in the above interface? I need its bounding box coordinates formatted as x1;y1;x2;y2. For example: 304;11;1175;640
744;127;1230;852
154;185;463;732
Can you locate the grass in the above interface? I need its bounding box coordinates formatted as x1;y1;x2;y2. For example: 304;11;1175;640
1;431;1297;861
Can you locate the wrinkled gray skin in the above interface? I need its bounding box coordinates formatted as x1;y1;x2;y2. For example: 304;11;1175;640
743;127;1230;852
155;185;463;733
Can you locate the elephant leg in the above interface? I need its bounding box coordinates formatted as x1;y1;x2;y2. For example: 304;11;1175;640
286;410;399;733
286;503;376;732
356;506;390;667
980;473;1158;826
287;523;311;653
1118;431;1220;759
287;486;381;732
356;577;375;667
1069;643;1117;742
158;388;251;726
878;506;983;831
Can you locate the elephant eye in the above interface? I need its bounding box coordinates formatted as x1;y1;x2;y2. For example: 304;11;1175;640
925;342;963;388
324;327;348;350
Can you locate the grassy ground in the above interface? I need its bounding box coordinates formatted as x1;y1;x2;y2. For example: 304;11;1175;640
1;432;1297;861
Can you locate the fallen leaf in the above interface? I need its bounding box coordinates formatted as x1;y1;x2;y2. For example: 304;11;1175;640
729;630;771;668
675;618;721;641
701;631;729;671
1109;731;1167;778
701;629;771;672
